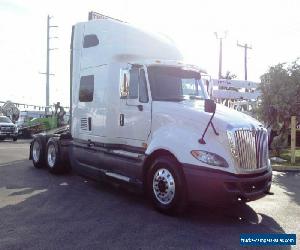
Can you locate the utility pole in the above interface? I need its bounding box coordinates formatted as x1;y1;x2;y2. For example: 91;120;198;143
214;31;227;79
46;15;50;110
237;42;252;80
40;15;58;112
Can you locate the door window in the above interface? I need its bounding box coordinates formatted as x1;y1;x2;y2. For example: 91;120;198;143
139;69;148;103
120;67;149;103
128;68;139;99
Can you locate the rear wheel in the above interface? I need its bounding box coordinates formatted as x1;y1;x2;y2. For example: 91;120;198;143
13;136;17;142
31;137;45;168
147;155;187;214
46;138;68;174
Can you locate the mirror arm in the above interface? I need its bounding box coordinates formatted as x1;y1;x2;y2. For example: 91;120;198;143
210;120;219;136
199;111;219;144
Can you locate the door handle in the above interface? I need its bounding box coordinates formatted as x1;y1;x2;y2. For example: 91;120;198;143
88;117;92;131
137;105;143;111
120;114;124;126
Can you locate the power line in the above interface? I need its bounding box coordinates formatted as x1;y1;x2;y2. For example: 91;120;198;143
237;41;252;80
0;100;69;110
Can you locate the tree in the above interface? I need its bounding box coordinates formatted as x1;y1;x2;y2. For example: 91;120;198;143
221;70;237;80
258;59;300;154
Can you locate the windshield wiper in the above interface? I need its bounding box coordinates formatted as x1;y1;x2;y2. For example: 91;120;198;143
189;95;204;100
157;97;186;102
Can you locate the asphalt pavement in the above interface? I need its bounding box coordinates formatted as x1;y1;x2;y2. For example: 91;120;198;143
0;139;30;165
0;140;299;249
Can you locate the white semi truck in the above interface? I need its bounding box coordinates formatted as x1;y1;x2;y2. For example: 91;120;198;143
30;12;272;214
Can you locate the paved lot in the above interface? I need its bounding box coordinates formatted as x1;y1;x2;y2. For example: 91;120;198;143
0;141;299;249
0;139;31;165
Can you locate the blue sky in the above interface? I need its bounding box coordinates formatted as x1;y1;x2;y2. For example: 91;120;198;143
1;0;300;107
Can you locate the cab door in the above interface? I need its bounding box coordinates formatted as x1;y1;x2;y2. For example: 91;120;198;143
118;65;152;148
111;65;151;179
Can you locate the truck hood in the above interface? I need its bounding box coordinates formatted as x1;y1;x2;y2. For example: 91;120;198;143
153;100;263;131
0;122;15;126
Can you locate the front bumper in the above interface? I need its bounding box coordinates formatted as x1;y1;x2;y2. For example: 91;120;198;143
182;164;272;205
0;131;18;137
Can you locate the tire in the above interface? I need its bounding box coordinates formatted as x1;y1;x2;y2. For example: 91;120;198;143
31;137;45;168
0;137;4;141
146;155;187;215
13;137;17;142
46;138;68;174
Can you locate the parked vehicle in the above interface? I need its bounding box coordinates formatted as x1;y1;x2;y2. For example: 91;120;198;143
0;116;18;141
17;104;69;138
30;12;272;214
16;110;45;127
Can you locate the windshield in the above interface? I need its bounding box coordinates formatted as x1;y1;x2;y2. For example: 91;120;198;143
0;116;12;123
147;66;208;101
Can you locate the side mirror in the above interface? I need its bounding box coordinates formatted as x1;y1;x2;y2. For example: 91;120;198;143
204;99;216;113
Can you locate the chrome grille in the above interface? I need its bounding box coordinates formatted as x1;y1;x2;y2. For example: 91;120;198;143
0;125;14;132
228;128;268;170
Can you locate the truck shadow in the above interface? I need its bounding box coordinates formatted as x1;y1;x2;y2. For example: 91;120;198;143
272;171;300;206
0;139;31;143
0;164;291;250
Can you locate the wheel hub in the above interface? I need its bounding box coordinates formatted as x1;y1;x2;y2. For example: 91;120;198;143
47;144;56;168
153;168;175;205
158;179;167;193
32;141;40;162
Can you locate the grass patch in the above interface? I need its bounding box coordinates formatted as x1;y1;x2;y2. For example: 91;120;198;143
270;148;300;166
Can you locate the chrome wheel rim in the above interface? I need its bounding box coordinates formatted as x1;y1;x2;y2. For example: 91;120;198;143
47;144;56;168
32;141;40;163
152;168;175;205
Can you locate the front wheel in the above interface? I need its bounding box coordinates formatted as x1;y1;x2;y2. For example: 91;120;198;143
147;156;187;214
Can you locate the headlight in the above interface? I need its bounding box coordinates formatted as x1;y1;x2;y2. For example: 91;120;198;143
191;150;229;168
